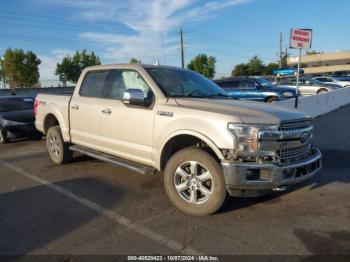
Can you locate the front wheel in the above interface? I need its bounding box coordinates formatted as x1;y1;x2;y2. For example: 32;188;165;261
0;129;8;144
46;126;72;164
163;147;227;216
266;97;278;103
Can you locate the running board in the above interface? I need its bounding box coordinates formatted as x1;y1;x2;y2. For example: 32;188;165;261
69;145;156;175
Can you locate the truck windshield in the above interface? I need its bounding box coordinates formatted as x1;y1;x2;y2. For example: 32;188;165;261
146;67;231;99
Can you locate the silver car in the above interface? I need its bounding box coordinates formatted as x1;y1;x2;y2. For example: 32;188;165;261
277;77;342;95
313;76;350;88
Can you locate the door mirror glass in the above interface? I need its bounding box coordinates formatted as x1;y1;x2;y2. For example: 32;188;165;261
122;88;145;106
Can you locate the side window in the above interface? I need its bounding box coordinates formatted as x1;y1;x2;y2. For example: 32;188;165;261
109;70;152;100
80;71;109;98
239;80;255;89
326;78;334;82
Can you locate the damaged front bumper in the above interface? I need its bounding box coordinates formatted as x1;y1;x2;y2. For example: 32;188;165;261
221;149;322;197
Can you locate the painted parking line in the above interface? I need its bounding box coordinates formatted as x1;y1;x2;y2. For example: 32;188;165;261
0;159;202;255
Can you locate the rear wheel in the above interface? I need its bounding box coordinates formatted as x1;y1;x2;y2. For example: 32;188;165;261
163;147;226;216
0;129;8;144
46;126;72;164
317;89;328;94
266;96;278;103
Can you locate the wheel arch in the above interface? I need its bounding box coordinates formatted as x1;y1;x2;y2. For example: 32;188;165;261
158;131;225;171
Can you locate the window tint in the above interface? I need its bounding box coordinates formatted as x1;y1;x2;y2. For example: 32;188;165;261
239;80;255;89
219;80;240;88
109;70;151;100
326;78;334;82
0;97;34;112
80;71;109;98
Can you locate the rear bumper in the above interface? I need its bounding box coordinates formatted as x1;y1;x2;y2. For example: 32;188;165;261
221;149;322;197
3;123;40;138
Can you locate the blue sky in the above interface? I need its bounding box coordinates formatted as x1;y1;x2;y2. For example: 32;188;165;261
1;0;349;81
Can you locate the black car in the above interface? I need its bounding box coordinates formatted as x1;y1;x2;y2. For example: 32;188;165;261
0;96;41;143
215;76;298;103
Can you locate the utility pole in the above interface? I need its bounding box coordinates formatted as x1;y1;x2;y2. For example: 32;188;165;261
180;28;185;68
279;32;283;68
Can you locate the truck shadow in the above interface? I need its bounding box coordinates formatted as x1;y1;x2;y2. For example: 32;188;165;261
0;177;124;256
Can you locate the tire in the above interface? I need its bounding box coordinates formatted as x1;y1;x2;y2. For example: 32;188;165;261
46;125;72;164
266;97;278;103
0;129;8;144
317;89;328;94
163;147;226;216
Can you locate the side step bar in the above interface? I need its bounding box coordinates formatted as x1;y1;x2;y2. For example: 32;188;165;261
69;145;156;175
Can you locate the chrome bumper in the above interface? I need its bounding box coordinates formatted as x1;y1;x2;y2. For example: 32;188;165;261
221;149;322;196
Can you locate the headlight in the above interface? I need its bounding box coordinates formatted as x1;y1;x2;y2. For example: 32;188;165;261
283;91;294;97
2;119;23;126
227;123;278;153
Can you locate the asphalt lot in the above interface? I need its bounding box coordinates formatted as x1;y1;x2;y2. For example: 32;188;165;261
0;105;350;256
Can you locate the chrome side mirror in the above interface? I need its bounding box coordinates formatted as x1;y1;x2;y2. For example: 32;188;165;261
122;89;145;106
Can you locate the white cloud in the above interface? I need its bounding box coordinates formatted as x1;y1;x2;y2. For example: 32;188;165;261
46;0;250;63
38;49;74;81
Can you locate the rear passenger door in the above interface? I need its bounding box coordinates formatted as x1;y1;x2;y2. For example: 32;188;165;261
237;80;261;100
69;70;108;151
222;80;241;98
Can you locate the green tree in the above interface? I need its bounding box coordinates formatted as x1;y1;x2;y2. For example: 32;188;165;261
0;48;41;88
231;63;249;76
130;58;141;64
280;51;289;67
306;50;321;55
247;55;265;75
263;62;279;75
187;54;216;78
55;49;101;83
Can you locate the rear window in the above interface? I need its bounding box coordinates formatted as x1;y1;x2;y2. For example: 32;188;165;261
80;71;109;98
0;97;34;112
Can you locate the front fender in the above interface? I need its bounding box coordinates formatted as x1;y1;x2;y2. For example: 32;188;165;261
154;117;234;170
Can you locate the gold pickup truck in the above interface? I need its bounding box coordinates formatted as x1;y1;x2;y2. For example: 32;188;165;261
35;64;322;216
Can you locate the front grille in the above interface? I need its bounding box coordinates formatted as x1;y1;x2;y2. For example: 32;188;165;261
278;144;311;160
278;118;312;131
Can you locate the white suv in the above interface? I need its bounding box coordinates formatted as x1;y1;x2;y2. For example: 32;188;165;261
313;76;350;87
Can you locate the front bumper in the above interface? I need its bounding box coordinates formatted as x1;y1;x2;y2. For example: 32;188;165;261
222;149;322;197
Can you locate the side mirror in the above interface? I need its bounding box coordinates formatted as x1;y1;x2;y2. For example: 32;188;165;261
122;89;145;106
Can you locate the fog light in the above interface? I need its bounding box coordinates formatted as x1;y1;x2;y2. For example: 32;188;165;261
246;169;260;180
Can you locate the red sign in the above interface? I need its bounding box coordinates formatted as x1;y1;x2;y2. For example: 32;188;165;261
290;28;312;49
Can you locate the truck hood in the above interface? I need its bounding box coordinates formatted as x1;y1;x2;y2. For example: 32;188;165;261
174;98;308;124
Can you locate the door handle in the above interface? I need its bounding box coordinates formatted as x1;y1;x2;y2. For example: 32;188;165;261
101;108;112;114
71;104;79;110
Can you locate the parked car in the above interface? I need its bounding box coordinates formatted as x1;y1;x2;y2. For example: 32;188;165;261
215;76;298;103
277;77;342;95
0;96;41;143
313;76;350;87
272;68;304;76
35;64;322;216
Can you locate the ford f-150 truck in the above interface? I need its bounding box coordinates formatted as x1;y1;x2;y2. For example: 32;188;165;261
35;64;322;216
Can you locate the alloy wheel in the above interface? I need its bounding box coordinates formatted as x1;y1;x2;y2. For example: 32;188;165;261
173;161;213;204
